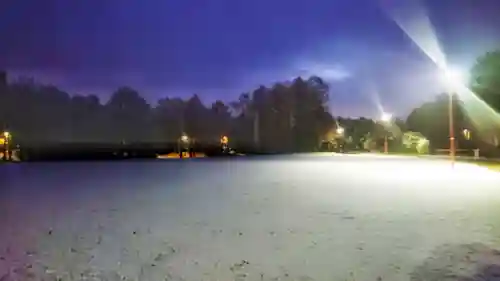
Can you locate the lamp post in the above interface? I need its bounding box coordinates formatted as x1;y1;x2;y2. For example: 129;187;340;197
335;126;345;153
179;133;189;158
2;131;11;161
221;135;229;153
441;67;465;166
336;126;344;136
380;112;392;154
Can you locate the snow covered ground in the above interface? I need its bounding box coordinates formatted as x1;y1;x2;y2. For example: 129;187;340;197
2;154;500;280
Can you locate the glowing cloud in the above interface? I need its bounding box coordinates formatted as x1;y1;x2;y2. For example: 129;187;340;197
295;63;351;82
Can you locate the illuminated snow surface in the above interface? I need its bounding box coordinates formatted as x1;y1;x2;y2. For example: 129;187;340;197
2;154;500;280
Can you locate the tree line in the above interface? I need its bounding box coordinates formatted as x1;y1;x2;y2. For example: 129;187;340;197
1;49;500;155
0;75;339;153
405;50;500;157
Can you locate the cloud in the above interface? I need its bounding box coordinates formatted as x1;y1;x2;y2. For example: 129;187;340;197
315;64;351;81
292;61;351;82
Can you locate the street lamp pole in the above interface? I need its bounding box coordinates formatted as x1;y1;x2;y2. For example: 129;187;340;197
441;66;464;166
380;112;392;154
3;131;10;161
384;135;388;154
449;92;455;165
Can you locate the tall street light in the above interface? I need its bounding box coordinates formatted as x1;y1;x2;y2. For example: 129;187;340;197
336;126;345;136
441;67;466;166
2;131;11;161
380;112;392;123
380;112;392;154
178;133;190;158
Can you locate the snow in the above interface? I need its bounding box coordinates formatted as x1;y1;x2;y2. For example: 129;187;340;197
2;154;500;280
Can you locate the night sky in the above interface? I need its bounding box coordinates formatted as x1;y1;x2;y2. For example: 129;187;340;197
1;0;499;118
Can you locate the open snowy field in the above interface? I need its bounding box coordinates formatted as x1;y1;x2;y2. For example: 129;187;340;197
2;154;500;280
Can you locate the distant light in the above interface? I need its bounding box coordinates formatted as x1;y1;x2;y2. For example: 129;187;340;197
3;131;10;138
221;136;229;144
440;66;467;91
380;112;392;122
181;134;189;143
336;127;345;135
463;129;471;140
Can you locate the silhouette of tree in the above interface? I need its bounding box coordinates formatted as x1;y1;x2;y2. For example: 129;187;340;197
337;117;376;149
153;97;186;143
469;50;500;148
406;93;469;152
470;50;500;112
209;100;232;141
184;94;210;143
0;71;347;154
70;95;104;142
230;92;255;147
267;83;295;152
106;87;151;144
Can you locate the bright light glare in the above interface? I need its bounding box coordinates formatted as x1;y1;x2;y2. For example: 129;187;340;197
3;131;10;138
380;112;392;122
336;127;344;135
381;0;500;146
291;155;500;216
181;134;189;142
440;66;467;91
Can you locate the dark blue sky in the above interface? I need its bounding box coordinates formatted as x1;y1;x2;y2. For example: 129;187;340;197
1;0;499;117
